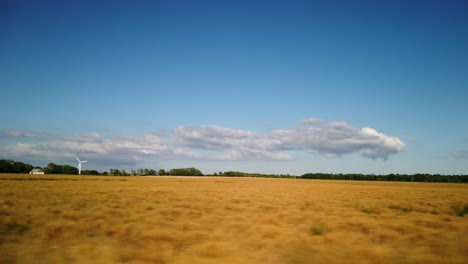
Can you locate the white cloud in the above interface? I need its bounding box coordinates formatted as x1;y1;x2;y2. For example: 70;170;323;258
358;127;406;159
0;119;406;168
173;120;405;160
215;149;292;161
173;148;204;160
173;125;291;161
174;125;255;150
0;129;39;138
0;132;169;168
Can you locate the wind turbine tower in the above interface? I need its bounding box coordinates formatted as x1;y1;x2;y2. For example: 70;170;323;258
76;156;88;175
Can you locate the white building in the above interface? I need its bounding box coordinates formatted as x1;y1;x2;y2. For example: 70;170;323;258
29;168;45;175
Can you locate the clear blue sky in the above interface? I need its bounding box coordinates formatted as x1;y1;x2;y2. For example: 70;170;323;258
1;0;467;175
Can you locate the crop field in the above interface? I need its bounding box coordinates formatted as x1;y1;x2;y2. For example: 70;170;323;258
1;174;467;264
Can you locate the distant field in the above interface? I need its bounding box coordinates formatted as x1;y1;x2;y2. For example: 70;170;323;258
1;174;467;263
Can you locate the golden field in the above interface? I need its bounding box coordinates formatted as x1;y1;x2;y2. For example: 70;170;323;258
1;174;467;264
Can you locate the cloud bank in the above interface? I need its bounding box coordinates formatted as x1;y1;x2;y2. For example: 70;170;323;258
0;119;406;168
174;120;405;160
1;132;168;167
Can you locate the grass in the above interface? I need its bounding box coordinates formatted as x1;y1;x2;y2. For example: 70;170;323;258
389;205;413;213
361;208;376;214
1;173;468;264
300;201;312;211
4;223;30;235
452;204;468;217
309;227;325;236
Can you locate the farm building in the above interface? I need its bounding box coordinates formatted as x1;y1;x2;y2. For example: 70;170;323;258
29;168;45;175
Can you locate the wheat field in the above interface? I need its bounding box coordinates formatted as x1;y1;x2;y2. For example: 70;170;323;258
1;174;467;264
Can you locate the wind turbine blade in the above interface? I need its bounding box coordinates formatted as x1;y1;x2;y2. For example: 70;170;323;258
76;156;81;162
81;161;88;163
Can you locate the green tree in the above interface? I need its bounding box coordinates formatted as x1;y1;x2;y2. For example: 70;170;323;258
61;165;78;174
12;161;25;173
0;160;33;173
110;168;122;176
169;167;203;176
0;159;14;173
82;170;99;175
45;163;60;174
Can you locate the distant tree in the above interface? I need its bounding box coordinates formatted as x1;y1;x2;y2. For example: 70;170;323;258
82;170;99;175
110;168;122;176
12;161;25;173
188;167;202;176
131;168;156;176
41;163;78;174
45;163;60;174
61;165;78;174
0;159;34;173
224;171;245;177
158;169;166;176
169;167;203;176
0;160;13;173
24;164;34;173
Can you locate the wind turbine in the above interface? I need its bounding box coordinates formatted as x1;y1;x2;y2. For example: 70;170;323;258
76;156;88;175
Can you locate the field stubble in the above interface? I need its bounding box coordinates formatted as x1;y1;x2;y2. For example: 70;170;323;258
0;174;467;263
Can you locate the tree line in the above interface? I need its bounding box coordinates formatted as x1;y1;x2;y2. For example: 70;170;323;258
0;159;203;177
212;171;293;178
1;159;467;183
301;173;468;183
103;167;203;176
0;159;34;174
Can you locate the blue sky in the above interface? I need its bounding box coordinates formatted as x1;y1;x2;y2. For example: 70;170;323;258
1;0;467;175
